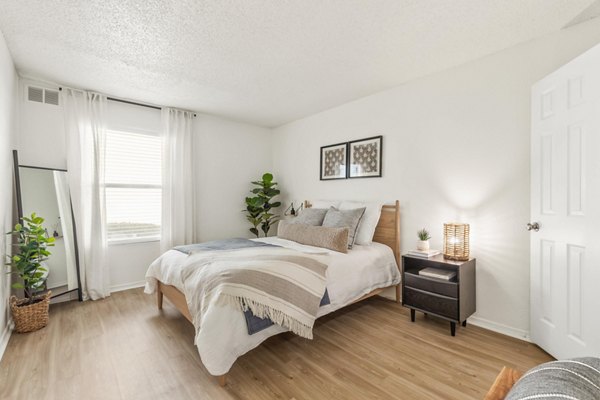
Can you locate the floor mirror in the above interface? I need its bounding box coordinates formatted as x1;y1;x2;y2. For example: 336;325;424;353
13;150;83;301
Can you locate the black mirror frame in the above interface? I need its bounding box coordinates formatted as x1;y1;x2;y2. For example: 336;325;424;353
12;150;83;301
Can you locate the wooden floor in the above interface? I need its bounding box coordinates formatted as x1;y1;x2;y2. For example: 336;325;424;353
0;288;551;400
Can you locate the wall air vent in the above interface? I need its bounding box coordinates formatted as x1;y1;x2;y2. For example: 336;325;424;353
27;86;60;106
27;86;44;103
44;89;59;105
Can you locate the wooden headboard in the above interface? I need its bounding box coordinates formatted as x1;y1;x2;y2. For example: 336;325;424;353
304;200;400;267
373;201;401;267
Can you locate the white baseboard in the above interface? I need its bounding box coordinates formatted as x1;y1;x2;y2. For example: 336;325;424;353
468;315;531;342
0;322;13;363
110;280;146;293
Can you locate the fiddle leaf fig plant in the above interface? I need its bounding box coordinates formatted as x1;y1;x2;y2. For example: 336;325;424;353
244;173;282;237
6;213;54;304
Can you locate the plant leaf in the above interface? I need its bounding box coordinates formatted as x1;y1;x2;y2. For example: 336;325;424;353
262;173;273;182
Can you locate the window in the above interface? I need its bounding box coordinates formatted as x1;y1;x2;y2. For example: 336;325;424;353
105;129;162;243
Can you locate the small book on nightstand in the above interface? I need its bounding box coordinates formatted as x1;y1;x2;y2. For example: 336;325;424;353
407;249;441;258
419;267;457;281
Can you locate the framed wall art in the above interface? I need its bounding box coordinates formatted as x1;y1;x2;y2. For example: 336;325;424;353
320;142;348;180
348;136;382;178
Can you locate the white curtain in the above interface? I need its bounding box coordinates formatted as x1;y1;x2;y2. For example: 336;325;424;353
62;89;109;300
161;108;195;252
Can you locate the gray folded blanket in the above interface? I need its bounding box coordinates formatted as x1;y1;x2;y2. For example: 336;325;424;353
174;238;330;335
174;238;277;254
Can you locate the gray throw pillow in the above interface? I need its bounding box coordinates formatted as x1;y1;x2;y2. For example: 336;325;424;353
292;208;328;226
322;207;366;249
506;357;600;400
277;220;349;253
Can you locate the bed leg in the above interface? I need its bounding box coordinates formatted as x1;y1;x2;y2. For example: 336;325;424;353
395;284;401;304
157;283;163;310
218;374;227;387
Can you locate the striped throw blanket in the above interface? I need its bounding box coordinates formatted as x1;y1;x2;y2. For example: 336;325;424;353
180;246;328;339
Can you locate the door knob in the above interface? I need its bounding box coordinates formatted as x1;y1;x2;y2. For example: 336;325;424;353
526;222;540;232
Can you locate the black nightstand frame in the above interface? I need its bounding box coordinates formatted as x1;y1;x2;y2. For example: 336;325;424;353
401;254;476;336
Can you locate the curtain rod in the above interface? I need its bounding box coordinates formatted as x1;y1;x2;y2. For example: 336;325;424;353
107;97;161;111
108;97;197;117
58;87;197;117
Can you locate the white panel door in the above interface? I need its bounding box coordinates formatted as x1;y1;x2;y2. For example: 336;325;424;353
531;43;600;359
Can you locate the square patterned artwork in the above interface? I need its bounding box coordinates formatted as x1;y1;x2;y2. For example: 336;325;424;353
348;136;382;178
320;142;347;180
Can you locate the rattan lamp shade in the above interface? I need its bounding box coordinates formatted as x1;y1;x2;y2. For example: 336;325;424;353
443;223;470;261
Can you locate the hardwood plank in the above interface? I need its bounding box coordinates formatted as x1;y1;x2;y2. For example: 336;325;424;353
0;288;551;399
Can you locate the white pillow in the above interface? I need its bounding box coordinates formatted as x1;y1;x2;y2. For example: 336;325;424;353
339;201;383;245
310;200;341;209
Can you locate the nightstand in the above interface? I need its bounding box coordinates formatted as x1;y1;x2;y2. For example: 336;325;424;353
401;254;476;336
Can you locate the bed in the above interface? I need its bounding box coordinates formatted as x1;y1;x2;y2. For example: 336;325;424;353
145;200;401;386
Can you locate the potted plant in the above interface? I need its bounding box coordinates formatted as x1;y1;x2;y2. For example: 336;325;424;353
244;173;282;237
417;228;431;251
6;213;55;333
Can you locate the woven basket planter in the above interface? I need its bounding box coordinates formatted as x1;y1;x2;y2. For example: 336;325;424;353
10;291;51;333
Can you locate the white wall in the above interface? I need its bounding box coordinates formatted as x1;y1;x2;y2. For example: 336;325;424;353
16;83;65;168
0;30;18;359
194;114;273;242
15;83;273;291
272;19;600;339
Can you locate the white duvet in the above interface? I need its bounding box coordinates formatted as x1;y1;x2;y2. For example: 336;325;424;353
144;237;400;376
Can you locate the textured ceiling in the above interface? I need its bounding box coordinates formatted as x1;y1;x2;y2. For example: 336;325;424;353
0;0;595;127
565;0;600;28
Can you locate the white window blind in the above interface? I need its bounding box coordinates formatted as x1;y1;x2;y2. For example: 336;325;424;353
105;129;162;242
